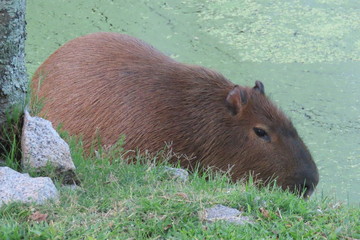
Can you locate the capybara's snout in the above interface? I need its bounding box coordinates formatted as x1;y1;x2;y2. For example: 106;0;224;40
285;159;319;198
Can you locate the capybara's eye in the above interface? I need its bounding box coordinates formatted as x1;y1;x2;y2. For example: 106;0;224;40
253;127;270;142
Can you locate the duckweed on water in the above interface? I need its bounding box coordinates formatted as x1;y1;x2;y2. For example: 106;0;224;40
186;0;360;63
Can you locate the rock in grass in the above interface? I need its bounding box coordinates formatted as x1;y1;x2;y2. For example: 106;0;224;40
202;204;253;225
21;110;78;184
0;167;58;207
163;166;189;182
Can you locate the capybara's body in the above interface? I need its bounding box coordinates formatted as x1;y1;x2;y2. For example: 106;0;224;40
32;32;318;196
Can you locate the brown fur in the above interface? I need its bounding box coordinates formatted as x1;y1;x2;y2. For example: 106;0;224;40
32;32;319;196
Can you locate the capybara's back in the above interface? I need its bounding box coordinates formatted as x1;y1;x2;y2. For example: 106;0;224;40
32;32;319;197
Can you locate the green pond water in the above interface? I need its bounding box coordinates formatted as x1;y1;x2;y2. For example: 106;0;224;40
26;0;360;205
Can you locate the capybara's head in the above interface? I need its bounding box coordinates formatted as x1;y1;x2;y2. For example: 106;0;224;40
224;81;319;197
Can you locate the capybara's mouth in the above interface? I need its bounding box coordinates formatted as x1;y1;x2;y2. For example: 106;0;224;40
288;183;316;199
300;184;315;199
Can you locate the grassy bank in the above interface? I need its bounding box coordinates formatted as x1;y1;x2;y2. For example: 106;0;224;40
0;135;359;240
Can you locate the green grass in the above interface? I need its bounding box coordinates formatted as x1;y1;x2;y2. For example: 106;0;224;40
0;135;359;239
0;104;24;171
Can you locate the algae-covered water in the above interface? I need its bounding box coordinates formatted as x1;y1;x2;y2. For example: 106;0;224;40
26;0;360;205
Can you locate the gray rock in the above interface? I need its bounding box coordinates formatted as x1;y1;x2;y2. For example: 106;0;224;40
202;204;253;225
163;166;189;182
0;167;58;207
21;110;78;184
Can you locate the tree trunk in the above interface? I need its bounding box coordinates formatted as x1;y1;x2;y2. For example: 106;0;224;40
0;0;27;127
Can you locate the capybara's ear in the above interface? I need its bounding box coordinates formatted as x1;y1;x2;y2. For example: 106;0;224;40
253;80;265;94
226;85;248;115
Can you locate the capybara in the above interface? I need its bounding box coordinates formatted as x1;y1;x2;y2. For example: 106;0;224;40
32;32;319;197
